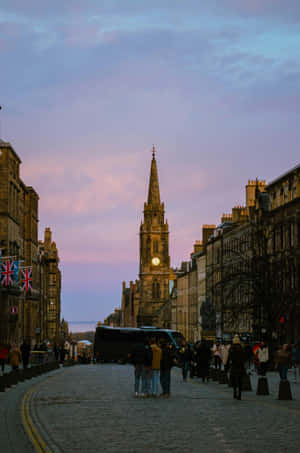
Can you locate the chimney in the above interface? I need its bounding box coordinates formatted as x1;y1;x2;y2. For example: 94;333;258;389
202;225;216;245
44;227;52;249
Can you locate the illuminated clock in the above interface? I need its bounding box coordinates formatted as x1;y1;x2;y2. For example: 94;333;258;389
152;257;160;266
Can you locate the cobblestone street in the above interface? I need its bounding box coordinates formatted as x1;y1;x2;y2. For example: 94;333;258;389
2;364;299;453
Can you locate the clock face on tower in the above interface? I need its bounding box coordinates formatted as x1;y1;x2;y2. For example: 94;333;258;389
152;257;160;266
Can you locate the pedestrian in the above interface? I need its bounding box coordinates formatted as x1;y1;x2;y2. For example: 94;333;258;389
53;343;59;361
141;340;153;397
20;340;31;369
221;341;231;372
129;342;147;397
178;340;192;381
227;335;246;400
257;341;269;376
275;344;291;381
9;344;22;371
59;345;66;364
160;342;175;397
150;337;162;397
189;344;198;378
292;342;300;383
0;343;9;374
195;340;211;382
213;342;222;370
243;342;253;373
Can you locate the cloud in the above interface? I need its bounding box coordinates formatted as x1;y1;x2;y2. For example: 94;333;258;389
1;0;300;322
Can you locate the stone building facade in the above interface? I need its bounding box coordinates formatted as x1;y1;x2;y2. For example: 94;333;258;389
121;280;140;327
206;169;300;343
265;165;300;342
38;228;61;341
0;138;61;346
138;149;170;326
121;149;171;328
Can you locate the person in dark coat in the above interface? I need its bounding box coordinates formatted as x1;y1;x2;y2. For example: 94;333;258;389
129;342;148;397
178;340;192;382
195;340;211;382
59;345;66;364
227;335;246;400
0;343;9;374
20;340;31;369
160;342;175;397
142;340;153;397
53;343;59;361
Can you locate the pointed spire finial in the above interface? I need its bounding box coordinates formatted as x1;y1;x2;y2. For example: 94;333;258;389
147;145;160;206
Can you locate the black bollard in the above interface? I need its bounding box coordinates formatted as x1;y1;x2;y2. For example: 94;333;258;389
211;369;218;381
24;368;33;380
219;370;228;384
278;380;293;400
242;373;252;391
10;370;19;386
3;373;11;388
0;376;6;392
256;377;269;395
18;370;25;382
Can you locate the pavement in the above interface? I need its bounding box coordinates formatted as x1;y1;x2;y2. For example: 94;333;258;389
1;365;300;453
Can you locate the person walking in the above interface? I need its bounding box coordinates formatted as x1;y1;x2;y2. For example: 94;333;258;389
243;341;253;374
20;340;31;369
9;344;22;371
213;342;222;370
53;343;60;361
195;340;211;382
129;342;147;397
59;345;66;364
227;335;246;400
0;343;9;374
293;342;300;383
257;341;269;376
141;340;153;397
275;344;291;381
178;340;192;382
160;342;174;397
221;341;231;372
150;338;162;397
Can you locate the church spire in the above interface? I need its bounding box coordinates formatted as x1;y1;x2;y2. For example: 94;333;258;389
147;146;161;207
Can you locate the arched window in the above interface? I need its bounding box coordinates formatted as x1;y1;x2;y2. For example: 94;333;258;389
153;240;159;253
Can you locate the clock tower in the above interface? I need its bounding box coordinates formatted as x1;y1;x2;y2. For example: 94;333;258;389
137;147;170;326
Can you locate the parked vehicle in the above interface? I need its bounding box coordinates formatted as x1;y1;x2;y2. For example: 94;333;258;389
94;326;185;363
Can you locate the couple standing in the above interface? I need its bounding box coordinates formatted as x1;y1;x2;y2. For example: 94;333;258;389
130;338;173;398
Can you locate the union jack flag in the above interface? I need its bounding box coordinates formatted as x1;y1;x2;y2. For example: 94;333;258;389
1;260;14;286
22;267;32;292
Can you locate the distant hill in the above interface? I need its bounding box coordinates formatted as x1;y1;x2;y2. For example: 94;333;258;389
70;331;95;343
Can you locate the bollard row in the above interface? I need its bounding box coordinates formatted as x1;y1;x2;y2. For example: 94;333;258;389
0;361;60;392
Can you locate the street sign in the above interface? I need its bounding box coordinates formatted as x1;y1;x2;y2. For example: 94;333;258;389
9;306;18;314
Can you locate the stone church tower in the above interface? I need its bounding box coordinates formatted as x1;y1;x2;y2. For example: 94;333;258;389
137;147;170;326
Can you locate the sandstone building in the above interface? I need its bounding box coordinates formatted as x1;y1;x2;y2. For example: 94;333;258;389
206;169;300;343
122;148;171;327
38;228;61;341
137;148;170;326
0;138;61;346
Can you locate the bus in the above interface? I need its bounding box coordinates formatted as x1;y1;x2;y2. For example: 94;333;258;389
93;326;185;363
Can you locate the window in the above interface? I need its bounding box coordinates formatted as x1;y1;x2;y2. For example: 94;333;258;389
152;280;160;299
153;240;159;253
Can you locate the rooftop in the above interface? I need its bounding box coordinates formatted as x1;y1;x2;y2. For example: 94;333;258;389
268;163;300;187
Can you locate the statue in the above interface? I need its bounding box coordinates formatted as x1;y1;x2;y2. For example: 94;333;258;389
200;298;216;330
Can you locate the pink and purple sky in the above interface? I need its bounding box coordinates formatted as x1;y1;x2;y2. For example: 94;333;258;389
1;1;299;322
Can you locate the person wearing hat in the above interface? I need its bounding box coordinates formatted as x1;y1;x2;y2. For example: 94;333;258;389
227;335;246;400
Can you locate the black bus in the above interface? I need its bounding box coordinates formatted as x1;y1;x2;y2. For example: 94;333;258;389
94;326;185;362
